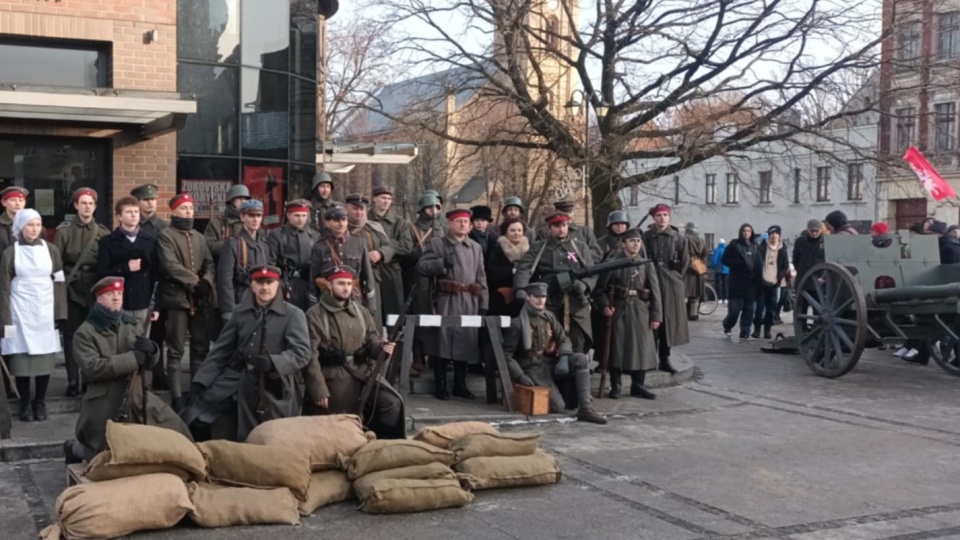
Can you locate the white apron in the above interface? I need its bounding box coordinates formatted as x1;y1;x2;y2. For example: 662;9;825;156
1;240;62;356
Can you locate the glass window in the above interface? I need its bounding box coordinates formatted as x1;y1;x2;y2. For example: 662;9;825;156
290;0;318;77
935;102;957;152
241;68;289;160
0;39;108;88
178;63;240;155
895;107;916;154
290;76;317;163
705;174;716;204
288;163;316;203
725;173;738;204
897;22;921;66
816;166;831;202
241;160;287;229
847;162;864;201
177;157;240;223
939;12;960;59
759;171;772;204
241;0;290;71
177;0;241;64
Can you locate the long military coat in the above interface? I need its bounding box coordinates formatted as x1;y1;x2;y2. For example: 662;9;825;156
193;290;311;442
156;227;216;310
216;229;274;317
683;231;708;299
643;225;690;347
418;234;489;363
514;236;597;343
597;233;623;262
204;206;243;263
302;295;406;438
537;223;602;261
309;231;378;322
73;312;188;459
594;253;663;372
365;211;413;320
399;216;443;316
353;220;401;324
267;223;320;312
55;219;110;307
502;304;574;413
139;214;169;240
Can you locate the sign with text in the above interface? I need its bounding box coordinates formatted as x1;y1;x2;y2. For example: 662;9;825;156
181;179;233;220
242;165;284;228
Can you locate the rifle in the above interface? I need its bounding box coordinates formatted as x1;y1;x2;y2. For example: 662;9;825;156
118;282;158;423
255;312;269;425
358;284;417;425
542;257;653;305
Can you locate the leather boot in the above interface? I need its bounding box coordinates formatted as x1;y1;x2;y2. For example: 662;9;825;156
170;396;182;414
608;368;622;399
751;323;761;339
433;359;450;400
630;371;657;400
574;369;605;424
577;406;608;424
65;381;79;398
63;440;83;465
658;359;677;374
451;362;476;400
18;400;31;422
763;326;772;339
33;400;47;421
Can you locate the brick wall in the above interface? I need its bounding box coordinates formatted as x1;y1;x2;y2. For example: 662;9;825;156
0;0;179;218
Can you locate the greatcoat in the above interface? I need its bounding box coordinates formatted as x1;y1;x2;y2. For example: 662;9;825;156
399;215;443;316
368;208;414;319
352;219;400;325
643;225;690;347
683;231;708;299
55;219;110;307
156;227;216;310
216;229;274;317
594;252;663;372
267;223;320;312
309;230;378;323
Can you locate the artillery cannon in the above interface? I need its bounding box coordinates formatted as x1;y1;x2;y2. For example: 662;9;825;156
794;232;960;378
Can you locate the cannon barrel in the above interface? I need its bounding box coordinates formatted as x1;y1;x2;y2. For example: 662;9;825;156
870;283;960;304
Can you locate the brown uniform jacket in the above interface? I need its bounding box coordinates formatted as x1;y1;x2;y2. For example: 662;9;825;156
204;206;243;262
54;219;110;307
156;226;215;310
309;231;377;320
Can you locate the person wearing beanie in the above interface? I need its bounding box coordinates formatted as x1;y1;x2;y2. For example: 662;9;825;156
683;221;708;321
824;210;858;235
751;225;789;339
721;223;761;339
711;238;729;303
870;222;893;249
642;204;690;370
793;219;825;286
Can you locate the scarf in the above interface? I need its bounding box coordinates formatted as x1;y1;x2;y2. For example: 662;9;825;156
88;302;123;329
762;238;781;285
415;212;436;229
122;225;140;243
319;290;357;316
224;205;240;221
171;216;194;231
348;214;367;231
519;302;548;350
497;235;529;263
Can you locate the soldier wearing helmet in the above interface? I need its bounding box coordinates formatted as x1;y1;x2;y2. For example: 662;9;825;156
598;209;631;261
309;172;341;232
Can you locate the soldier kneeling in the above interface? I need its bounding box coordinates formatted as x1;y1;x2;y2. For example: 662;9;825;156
503;282;607;424
303;264;406;439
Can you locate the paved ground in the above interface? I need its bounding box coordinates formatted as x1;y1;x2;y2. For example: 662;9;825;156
4;311;960;540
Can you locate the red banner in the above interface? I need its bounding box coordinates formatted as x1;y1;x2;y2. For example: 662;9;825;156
903;146;958;201
242;166;284;228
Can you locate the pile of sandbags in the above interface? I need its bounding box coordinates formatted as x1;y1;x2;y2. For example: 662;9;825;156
450;431;561;490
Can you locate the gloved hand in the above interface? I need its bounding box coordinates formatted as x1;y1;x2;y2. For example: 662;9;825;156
572;280;589;295
134;336;154;355
195;279;212;299
443;252;456;269
514;289;528;302
248;354;273;373
478;308;488;316
555;354;570;377
133;349;148;368
190;383;205;398
517;374;535;386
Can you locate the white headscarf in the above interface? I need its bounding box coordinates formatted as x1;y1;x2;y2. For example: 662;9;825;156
12;209;42;241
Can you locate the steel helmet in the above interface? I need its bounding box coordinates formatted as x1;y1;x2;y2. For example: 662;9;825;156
417;194;440;212
423;189;443;204
502;196;525;213
606;210;629;228
312;172;334;191
225;184;250;202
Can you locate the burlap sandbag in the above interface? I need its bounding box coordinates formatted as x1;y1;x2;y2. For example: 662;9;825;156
246;414;375;470
84;450;192;482
357;478;474;514
105;420;206;478
450;432;542;463
454;453;561;490
353;462;457;500
340;439;455;480
197;440;311;499
299;470;354;515
412;421;499;449
188;482;300;528
56;473;194;539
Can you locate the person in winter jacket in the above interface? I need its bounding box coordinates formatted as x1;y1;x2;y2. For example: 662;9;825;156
720;223;761;339
870;222;893;248
752;225;789;339
824;210;859;236
793;219;825;286
939;225;960;264
712;239;729;302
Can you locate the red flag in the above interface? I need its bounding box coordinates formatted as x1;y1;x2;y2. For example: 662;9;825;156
903;146;958;201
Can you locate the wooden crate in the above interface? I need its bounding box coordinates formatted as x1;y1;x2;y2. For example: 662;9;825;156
514;385;550;416
66;463;90;487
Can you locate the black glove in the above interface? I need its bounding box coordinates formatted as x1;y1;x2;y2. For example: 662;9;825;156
133;349;148;368
248;354;273;373
517;374;535;386
190;383;205;398
572;280;589;295
478;308;488;316
195;279;212;299
134;336;154;355
514;289;528;302
443;252;456;269
555;354;571;377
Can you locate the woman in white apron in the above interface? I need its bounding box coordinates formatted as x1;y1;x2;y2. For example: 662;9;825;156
0;209;66;422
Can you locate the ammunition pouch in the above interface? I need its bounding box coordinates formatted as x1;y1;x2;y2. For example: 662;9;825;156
437;279;484;297
353;342;373;365
318;348;348;367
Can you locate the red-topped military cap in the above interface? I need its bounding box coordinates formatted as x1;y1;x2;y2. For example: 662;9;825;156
324;265;356;281
446;208;472;221
72;188;98;203
249;265;282;282
544;211;571;225
169;193;194;210
92;276;124;297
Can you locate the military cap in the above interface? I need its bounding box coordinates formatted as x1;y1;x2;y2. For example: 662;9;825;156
131;183;159;200
372;186;392;197
72;188;98;203
324;206;348;220
169;192;194;210
553;200;575;212
544;211;571;225
345;194;370;207
0;186;28;201
239;199;264;214
469;205;493;222
502;196;525;212
249;265;282;282
312;172;334;190
607;210;629;227
226;184;251;202
324;264;356;281
285;199;310;214
649;203;671;216
417;194;439;212
446;208;472;221
92;276;124;297
620;227;643;240
525;282;549;297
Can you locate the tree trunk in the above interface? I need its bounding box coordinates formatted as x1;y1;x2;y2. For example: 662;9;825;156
589;164;623;238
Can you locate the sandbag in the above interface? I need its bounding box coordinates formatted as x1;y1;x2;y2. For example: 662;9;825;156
340;439;455;480
197;440;311;500
299;470;354;515
455;453;561;490
84;450;192;482
105;420;206;478
357;478;474;514
450;432;541;463
56;473;194;539
412;421;498;449
353;462;457;500
188;482;300;528
246;414;374;471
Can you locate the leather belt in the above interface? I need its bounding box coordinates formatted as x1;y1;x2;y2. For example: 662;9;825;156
437;280;484;296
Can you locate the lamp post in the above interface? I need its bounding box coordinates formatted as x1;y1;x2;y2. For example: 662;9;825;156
317;0;340;170
565;90;608;230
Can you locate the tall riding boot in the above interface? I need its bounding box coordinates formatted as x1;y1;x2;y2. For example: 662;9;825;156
433;359;450;400
763;325;772;339
574;369;607;424
452;362;476;400
608;368;622;399
32;400;47;421
751;323;761;339
18;398;30;422
630;370;657;400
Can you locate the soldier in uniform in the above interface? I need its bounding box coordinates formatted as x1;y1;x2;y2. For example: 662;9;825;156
515;212;596;354
423;189;446;227
418;208;489;400
309;172;340;232
55;188;110;397
536;200;602;260
302;264;405;439
683;222;708;321
310;206;377;321
594;228;662;399
64;277;189;463
345;193;396;328
502;282;607;424
642;204;690;373
0;186;29;252
217;199;274;323
188;265;311;442
398;194;444;377
598;210;630;261
268;199;320;312
367;186;412;320
131;183;169;387
156;193;216;411
204;184;249;260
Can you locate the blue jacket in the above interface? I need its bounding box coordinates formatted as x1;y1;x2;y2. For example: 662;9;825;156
711;243;729;275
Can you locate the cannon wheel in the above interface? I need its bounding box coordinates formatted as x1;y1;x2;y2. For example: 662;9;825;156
794;262;867;378
928;337;960;377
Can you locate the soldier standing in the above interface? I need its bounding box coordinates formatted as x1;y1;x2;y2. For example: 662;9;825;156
598;210;630;261
594;228;662;399
156;193;216;411
515;212;596;354
309;172;340;232
0;186;29;252
309;206;377;321
345;194;395;328
367;186;412;320
418;208;489;400
683;222;708;321
642;204;690;373
502;283;607;424
204;184;249;262
536;200;602;260
398;194;444;377
131;183;169;388
268;199;319;312
217;199;274;323
54;188;110;397
302;264;405;439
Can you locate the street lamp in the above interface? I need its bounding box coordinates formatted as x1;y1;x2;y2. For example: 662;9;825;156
565;89;608;229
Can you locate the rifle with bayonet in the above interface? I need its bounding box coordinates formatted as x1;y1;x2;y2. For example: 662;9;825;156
358;284;417;426
542;257;654;305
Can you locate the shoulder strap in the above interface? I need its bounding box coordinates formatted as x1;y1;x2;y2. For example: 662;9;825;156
326;240;344;265
529;240;549;272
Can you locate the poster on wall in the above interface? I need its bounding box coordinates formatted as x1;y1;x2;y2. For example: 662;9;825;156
181;179;234;220
242;165;284;228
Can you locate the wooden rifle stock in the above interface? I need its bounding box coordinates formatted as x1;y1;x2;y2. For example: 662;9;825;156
255;314;269;425
358;284;418;425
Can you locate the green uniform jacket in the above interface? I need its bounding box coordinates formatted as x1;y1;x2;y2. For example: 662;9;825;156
0;238;67;327
399;216;443;315
54;219;110;307
502;306;573;385
309;231;378;322
268;223;320;312
156;227;215;310
353;220;400;323
204;206;243;262
309;195;341;232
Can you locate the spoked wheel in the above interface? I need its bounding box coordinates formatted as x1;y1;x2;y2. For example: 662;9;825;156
929;336;960;377
700;283;719;315
793;262;867;377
